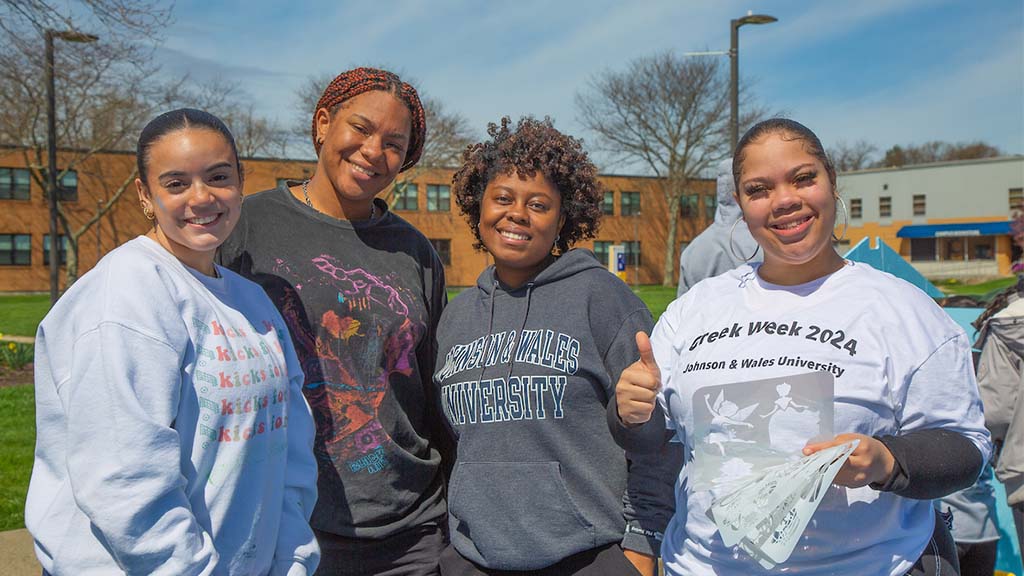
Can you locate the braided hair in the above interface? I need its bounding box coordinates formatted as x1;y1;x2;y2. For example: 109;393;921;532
311;67;426;172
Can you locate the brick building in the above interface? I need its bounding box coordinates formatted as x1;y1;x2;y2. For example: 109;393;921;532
0;146;715;292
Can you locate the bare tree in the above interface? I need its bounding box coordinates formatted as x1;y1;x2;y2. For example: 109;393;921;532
830;140;878;172
877;140;1002;167
182;78;289;158
0;28;187;285
419;97;475;168
291;72;335;145
1;0;170;37
576;52;740;286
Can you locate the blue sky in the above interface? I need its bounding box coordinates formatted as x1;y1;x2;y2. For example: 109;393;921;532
156;0;1023;170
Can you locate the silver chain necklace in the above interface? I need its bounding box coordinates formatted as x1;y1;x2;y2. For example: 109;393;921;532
302;178;375;220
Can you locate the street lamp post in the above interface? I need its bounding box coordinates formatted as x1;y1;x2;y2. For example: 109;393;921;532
46;29;98;304
729;13;777;151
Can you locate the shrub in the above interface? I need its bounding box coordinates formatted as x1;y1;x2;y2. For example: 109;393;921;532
0;341;33;370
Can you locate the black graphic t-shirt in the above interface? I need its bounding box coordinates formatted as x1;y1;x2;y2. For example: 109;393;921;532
219;183;448;539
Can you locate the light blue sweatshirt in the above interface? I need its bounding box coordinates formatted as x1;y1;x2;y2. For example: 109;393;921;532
26;236;319;575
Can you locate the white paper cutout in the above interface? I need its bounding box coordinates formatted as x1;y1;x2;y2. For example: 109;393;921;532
709;439;859;569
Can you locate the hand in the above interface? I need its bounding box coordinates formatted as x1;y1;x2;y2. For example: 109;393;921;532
616;332;661;426
622;549;657;576
802;433;896;488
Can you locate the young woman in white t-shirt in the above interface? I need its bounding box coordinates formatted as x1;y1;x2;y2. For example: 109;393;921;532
612;118;991;576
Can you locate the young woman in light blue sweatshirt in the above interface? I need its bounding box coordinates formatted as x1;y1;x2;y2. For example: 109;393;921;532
26;109;319;575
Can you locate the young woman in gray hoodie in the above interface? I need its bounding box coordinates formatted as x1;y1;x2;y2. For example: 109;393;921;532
433;117;680;576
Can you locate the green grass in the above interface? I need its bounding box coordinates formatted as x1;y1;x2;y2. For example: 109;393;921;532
632;285;679;320
0;384;34;530
937;276;1016;299
0;294;50;337
447;284;680;320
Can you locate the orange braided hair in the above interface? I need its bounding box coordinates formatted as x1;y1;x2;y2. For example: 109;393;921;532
311;67;426;172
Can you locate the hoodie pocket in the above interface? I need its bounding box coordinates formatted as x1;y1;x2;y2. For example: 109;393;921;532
448;461;596;569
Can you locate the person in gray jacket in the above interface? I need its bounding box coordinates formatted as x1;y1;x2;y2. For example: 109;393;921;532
677;158;761;297
434;117;681;576
975;292;1024;555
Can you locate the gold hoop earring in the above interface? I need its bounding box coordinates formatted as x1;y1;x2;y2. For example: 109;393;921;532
833;196;848;242
729;218;760;262
142;204;154;221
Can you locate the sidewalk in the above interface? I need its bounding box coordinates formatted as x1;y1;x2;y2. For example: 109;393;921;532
0;335;33;344
0;529;39;575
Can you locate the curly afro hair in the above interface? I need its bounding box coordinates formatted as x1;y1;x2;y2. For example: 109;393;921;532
452;116;604;253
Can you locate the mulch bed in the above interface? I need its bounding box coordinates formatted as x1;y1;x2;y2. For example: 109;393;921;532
0;365;32;388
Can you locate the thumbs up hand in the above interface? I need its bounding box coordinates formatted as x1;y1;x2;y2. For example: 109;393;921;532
616;332;662;425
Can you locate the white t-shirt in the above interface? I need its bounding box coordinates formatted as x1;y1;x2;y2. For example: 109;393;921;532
652;261;991;576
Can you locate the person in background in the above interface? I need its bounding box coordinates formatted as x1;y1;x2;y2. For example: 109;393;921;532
26;108;319;575
218;68;450;576
975;288;1024;561
677;158;761;297
941;466;1001;576
435;116;681;576
613;118;991;576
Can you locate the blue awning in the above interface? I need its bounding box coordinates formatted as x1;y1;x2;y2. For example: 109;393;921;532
896;221;1012;238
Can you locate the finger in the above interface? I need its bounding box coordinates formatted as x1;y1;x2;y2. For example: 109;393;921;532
623;386;659;403
635;332;659;374
803;432;865;455
621;365;661;392
802;438;842;455
621;401;655;423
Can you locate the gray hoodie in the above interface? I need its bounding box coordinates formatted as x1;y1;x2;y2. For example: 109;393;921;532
677;158;761;297
434;249;680;570
976;299;1024;506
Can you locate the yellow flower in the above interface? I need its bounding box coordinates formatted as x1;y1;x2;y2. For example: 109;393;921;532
7;342;15;351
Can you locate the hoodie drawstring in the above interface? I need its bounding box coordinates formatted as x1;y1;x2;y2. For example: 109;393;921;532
505;282;534;384
473;278;499;388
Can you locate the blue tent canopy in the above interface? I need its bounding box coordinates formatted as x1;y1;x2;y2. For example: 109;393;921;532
896;221;1012;238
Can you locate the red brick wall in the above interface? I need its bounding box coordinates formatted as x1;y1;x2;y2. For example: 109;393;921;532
0;148;711;292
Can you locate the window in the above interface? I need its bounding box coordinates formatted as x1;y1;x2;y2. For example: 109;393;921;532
0;234;31;265
602;191;614;215
680;194;700;218
910;238;936;261
43;234;68;266
592;241;612;267
59;170;78;201
0;168;31;200
704;194;717;221
620;191;640;216
42;169;78;202
393;183;418;211
849;198;862;219
429;239;451;265
623;241;641;266
912;194;925;216
1011;188;1023;212
973;240;994;260
879;196;891;218
426;184;450;212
